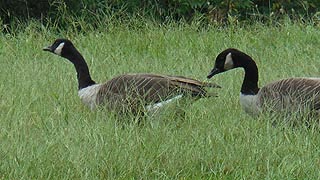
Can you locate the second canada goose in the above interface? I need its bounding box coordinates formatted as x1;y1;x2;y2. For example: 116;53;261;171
207;48;320;117
43;39;220;115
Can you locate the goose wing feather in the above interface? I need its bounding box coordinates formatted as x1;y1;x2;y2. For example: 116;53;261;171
96;73;219;106
259;78;320;111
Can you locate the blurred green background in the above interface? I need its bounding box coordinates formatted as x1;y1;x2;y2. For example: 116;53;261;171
1;0;320;31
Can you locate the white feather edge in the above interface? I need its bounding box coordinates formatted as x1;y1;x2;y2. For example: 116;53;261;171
146;94;183;112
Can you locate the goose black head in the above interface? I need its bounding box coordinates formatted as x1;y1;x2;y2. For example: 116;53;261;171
43;39;75;58
207;48;245;79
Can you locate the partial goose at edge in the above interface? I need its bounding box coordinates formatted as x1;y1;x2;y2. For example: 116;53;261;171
207;48;320;118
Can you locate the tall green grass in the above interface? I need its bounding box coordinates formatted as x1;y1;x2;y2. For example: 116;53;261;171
1;21;320;179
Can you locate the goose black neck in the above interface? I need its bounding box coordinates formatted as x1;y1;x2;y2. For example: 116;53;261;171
239;56;259;95
64;48;96;90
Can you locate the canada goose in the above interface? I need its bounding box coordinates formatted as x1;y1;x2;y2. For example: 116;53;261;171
43;39;220;115
207;48;320;117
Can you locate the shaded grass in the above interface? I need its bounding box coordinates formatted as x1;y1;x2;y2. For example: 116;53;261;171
1;21;320;179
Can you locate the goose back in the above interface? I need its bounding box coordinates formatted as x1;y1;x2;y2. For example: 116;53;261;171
258;78;320;114
95;73;217;113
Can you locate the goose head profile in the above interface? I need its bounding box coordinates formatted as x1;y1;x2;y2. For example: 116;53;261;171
43;39;96;89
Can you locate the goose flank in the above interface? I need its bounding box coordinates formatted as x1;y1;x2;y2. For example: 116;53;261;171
43;39;221;114
207;48;320;117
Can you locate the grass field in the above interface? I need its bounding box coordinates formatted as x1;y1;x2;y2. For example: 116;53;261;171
1;21;320;179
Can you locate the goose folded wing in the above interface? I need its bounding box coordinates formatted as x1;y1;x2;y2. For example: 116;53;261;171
97;73;219;105
259;78;320;111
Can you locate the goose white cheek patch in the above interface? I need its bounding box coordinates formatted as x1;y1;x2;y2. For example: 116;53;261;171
54;42;65;56
224;52;234;70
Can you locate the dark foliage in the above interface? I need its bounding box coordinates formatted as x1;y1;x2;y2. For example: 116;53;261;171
0;0;319;29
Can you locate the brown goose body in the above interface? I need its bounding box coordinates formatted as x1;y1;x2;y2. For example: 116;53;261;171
43;39;220;114
88;73;218;113
207;48;320;117
256;78;320;114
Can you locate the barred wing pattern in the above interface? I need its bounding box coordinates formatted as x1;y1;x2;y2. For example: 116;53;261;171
97;73;219;113
258;78;320;113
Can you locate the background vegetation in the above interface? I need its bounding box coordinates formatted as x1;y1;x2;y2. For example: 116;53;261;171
1;0;320;32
